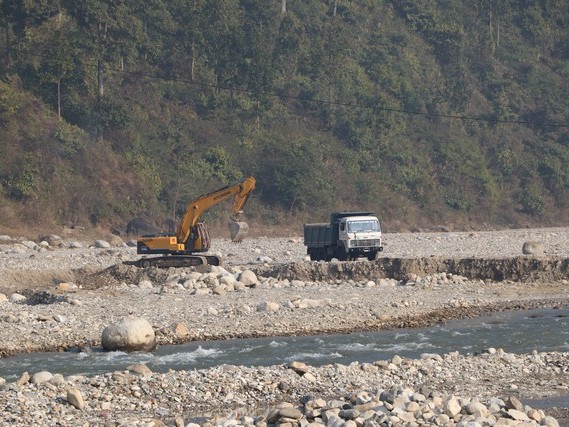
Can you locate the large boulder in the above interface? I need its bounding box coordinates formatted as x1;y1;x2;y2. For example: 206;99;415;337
38;234;64;247
522;241;544;255
238;269;258;286
126;218;160;237
101;316;156;352
94;240;111;248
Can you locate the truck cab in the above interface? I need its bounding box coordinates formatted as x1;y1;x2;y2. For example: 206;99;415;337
304;212;384;261
339;215;382;255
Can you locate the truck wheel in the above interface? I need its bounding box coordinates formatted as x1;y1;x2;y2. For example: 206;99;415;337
335;249;347;261
367;251;377;261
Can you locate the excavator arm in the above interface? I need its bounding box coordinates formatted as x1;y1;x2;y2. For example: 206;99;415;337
176;175;256;244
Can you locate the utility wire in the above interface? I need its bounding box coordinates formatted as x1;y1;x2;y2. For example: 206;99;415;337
11;50;569;129
97;62;569;129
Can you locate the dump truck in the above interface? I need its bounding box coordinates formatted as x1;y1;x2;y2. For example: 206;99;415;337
304;212;383;261
135;176;256;268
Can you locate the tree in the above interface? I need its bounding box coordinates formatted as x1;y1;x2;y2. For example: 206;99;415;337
273;13;303;92
23;12;77;119
261;137;335;214
475;0;512;55
200;0;244;89
240;0;279;101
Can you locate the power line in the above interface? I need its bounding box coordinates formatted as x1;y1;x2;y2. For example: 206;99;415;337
11;50;569;129
99;62;569;129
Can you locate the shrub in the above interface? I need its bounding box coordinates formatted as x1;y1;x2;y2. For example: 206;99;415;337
518;187;546;216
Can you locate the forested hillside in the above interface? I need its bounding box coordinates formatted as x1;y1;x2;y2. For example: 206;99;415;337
1;0;568;234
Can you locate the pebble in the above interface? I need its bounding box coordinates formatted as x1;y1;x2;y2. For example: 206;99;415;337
1;354;567;426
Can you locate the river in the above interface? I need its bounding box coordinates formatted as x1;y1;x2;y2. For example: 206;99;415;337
1;307;568;381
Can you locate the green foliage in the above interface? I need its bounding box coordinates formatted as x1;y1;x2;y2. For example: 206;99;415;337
518;186;546;216
495;146;516;177
4;154;40;200
535;142;569;197
260;137;335;214
55;122;86;158
95;96;133;135
1;0;569;228
125;152;163;196
444;190;472;212
204;146;243;183
0;80;24;123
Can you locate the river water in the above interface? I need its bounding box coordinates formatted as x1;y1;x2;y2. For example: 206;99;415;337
1;307;569;382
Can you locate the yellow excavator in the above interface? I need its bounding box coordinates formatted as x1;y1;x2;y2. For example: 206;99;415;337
135;176;256;268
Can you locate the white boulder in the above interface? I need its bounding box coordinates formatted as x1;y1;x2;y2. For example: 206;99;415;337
238;270;258;286
522;241;544;255
101;316;156;352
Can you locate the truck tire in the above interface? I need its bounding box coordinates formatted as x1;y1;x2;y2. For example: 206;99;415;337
308;248;327;261
309;249;319;261
334;249;346;261
367;251;377;261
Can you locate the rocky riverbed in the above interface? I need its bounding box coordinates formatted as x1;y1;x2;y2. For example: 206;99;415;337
1;227;569;426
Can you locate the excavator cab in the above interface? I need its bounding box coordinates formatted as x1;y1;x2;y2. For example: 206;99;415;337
186;223;211;252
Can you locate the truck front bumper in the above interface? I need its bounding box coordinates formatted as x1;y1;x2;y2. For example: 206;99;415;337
350;239;382;248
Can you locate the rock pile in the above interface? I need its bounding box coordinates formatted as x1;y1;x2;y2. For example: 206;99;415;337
101;263;466;296
260;389;560;427
0;350;565;426
257;257;569;283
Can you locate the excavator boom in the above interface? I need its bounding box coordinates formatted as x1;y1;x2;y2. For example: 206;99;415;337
176;175;256;243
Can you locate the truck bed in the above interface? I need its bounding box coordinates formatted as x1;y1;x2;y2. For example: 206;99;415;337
303;223;332;247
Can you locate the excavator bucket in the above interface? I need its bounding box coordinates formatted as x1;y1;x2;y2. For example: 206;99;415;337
229;220;249;242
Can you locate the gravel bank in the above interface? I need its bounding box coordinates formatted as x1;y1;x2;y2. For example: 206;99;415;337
1;228;569;426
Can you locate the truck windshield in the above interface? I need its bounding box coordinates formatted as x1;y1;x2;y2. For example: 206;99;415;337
347;220;380;233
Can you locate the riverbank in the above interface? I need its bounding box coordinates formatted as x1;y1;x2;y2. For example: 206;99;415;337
1;228;569;425
1;348;568;426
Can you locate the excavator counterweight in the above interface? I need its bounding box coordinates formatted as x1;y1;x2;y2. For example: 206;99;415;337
134;176;256;268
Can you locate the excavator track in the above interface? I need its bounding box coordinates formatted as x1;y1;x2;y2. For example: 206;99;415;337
134;255;222;268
